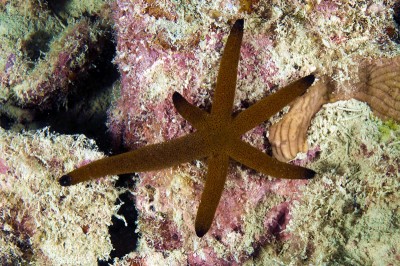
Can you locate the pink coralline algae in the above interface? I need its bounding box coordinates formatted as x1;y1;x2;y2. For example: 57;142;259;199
0;158;8;174
109;1;279;150
133;167;305;264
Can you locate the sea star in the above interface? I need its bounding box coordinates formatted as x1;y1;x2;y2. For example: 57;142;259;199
59;19;316;237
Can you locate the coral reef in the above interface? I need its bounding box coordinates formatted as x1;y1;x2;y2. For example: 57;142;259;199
108;0;400;264
1;0;400;264
0;128;120;265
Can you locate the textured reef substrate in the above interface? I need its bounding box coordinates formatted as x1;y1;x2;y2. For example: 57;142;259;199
0;0;399;265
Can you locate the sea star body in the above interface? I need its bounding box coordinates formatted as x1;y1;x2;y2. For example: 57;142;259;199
60;19;315;237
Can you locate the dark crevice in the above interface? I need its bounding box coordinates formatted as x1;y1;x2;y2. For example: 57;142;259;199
1;28;119;154
32;30;118;153
0;113;14;129
108;194;139;258
23;30;52;62
390;1;400;43
45;0;70;20
99;174;139;265
45;0;69;13
394;2;400;25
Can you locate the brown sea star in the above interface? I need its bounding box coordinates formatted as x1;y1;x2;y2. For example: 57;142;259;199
59;19;316;237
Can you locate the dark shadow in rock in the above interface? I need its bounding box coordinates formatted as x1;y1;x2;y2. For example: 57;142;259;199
98;174;140;265
45;0;69;15
1;28;119;154
23;30;52;62
32;30;119;153
390;1;400;43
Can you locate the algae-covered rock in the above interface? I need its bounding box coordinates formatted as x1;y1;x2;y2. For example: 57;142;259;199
281;100;400;265
0;127;120;265
0;0;111;109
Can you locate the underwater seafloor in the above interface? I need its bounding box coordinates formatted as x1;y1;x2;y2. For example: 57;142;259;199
1;0;400;265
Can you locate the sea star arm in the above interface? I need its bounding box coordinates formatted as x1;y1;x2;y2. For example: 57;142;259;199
172;91;210;130
59;131;211;186
59;18;317;239
228;139;315;179
195;153;229;237
233;75;315;135
211;19;243;120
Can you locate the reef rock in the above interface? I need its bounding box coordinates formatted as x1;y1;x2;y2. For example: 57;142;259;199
0;127;120;265
0;0;112;110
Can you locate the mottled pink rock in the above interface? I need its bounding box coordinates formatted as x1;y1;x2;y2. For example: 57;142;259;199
109;1;281;149
188;247;236;266
0;158;8;174
264;201;292;241
127;151;308;264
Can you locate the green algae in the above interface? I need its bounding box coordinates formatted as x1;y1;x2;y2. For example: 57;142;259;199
378;119;400;143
